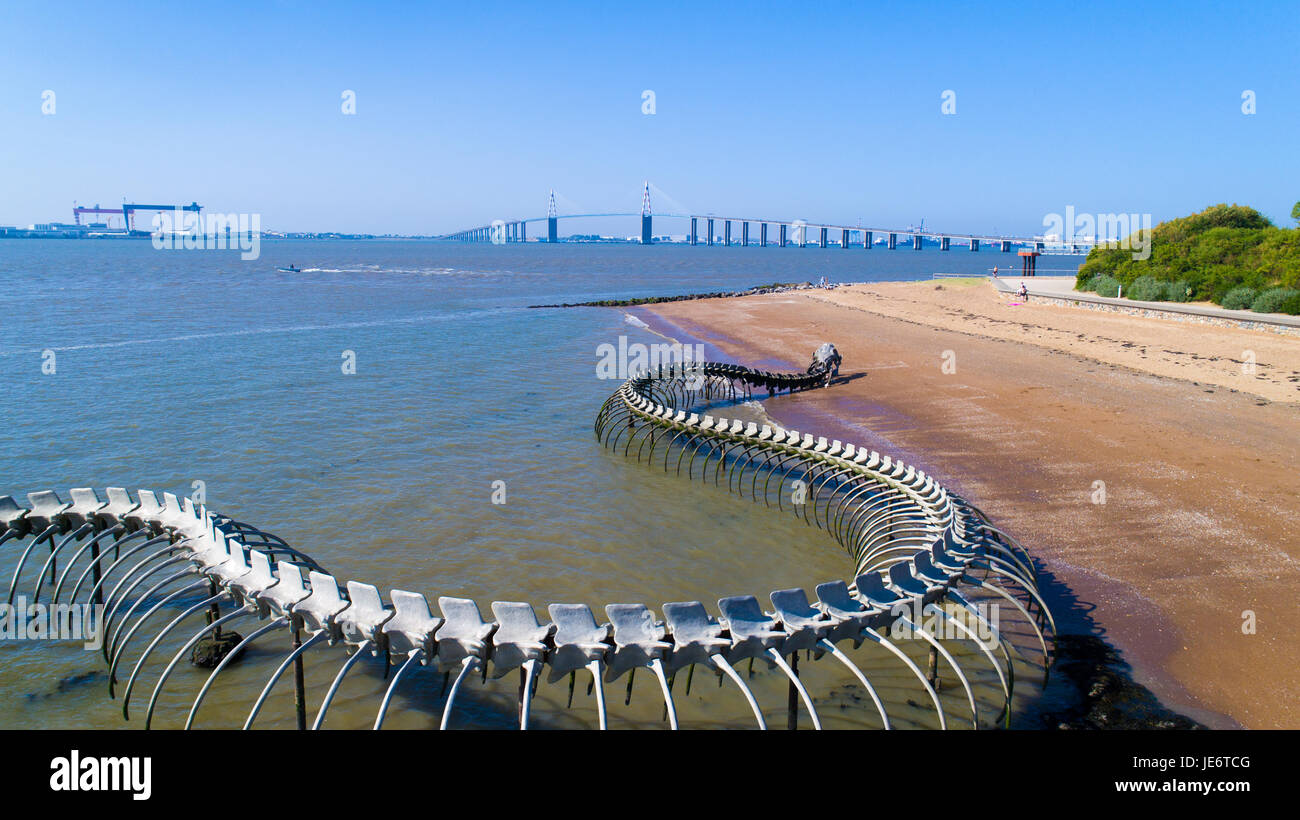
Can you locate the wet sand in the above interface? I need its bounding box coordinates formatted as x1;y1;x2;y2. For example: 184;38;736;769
642;279;1300;729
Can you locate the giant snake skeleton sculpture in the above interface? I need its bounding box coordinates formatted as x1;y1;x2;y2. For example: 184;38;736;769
0;345;1054;729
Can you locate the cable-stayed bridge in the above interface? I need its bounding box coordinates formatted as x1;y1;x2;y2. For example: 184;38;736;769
438;184;1096;256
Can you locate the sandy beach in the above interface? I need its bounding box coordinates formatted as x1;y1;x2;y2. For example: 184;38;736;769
643;278;1300;729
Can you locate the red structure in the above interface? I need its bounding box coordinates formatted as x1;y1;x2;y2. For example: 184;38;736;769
1018;249;1039;276
72;204;125;228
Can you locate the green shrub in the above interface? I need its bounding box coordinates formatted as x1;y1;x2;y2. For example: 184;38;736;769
1250;287;1300;314
1077;203;1298;300
1219;286;1257;310
1126;275;1169;301
1167;280;1193;302
1278;292;1300;315
1092;275;1121;298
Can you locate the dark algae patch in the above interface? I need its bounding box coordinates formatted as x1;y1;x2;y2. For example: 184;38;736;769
191;630;245;669
1038;635;1205;730
24;670;106;702
530;282;819;308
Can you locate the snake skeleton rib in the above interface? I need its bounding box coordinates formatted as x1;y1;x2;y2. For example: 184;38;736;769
0;346;1054;729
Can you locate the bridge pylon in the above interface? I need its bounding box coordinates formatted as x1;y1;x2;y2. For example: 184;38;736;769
640;181;652;245
547;189;558;243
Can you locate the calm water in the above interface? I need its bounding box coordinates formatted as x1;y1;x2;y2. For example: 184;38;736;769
0;239;1036;729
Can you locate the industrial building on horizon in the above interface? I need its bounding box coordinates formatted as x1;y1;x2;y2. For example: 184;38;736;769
0;201;203;239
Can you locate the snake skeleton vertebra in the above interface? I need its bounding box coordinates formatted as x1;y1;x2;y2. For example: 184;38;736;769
0;345;1053;729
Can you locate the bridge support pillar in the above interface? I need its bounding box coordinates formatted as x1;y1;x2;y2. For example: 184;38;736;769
779;223;787;247
888;232;897;250
913;234;923;250
970;238;980;251
820;227;828;248
548;217;557;243
1001;240;1011;252
520;222;527;242
841;228;849;248
760;222;768;247
800;226;808;248
742;221;749;246
724;220;731;247
707;218;714;246
641;214;652;245
941;236;950;251
690;217;697;245
864;230;872;248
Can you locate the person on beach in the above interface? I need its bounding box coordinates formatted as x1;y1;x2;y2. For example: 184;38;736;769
1018;282;1028;300
993;265;999;277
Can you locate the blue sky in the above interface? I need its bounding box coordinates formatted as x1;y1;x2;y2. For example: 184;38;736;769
2;0;1297;235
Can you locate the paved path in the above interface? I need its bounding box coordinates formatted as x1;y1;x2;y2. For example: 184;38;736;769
990;275;1300;329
